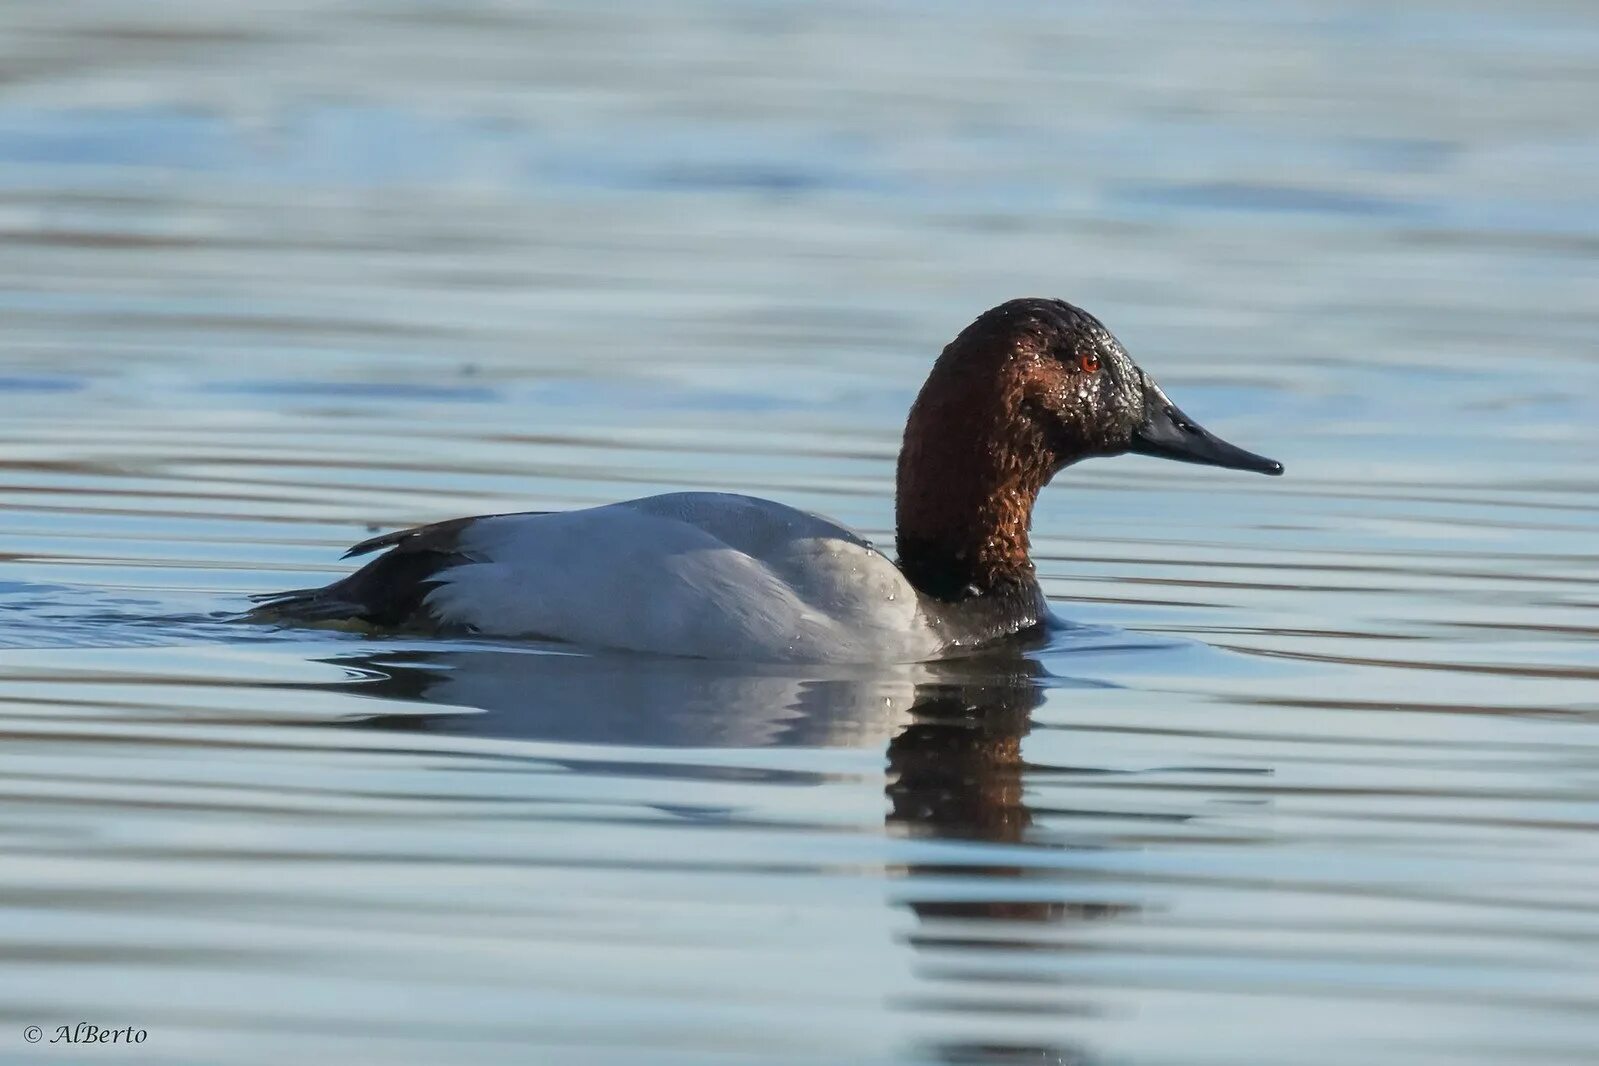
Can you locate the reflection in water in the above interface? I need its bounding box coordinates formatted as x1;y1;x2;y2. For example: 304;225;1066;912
326;645;1121;1066
325;644;926;750
887;671;1050;912
886;670;1109;1066
888;675;1136;923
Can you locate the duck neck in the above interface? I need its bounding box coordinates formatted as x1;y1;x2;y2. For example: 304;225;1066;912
895;410;1055;602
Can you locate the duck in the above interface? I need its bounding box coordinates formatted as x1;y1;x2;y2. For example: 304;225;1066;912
252;298;1282;662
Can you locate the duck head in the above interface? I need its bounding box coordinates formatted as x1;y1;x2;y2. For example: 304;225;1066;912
896;298;1282;600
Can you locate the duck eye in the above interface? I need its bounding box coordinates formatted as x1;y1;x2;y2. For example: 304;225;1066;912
1078;352;1101;374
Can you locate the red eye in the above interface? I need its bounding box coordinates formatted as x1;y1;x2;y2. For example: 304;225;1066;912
1079;352;1101;373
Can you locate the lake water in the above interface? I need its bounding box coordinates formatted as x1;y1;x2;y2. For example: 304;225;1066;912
1;1;1596;1063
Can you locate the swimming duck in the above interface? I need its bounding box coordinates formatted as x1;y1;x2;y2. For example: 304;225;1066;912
253;298;1281;662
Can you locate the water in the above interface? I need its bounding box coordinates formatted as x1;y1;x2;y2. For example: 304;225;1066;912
1;1;1597;1063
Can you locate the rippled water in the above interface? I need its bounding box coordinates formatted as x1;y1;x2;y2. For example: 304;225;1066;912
1;1;1597;1063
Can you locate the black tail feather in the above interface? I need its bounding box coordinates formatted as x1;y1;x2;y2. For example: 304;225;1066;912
249;548;468;629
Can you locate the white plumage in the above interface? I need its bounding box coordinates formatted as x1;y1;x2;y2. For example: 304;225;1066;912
422;492;943;663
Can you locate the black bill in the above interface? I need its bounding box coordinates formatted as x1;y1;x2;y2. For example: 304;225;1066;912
1130;384;1283;476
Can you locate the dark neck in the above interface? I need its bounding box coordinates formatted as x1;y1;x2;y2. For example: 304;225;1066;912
895;416;1055;602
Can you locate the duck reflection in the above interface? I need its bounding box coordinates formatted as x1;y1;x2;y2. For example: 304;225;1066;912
887;666;1137;921
325;642;1128;1062
324;644;1134;889
329;644;930;749
880;667;1124;1066
888;670;1070;923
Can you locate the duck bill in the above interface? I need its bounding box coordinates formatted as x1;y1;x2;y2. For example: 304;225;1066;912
1130;384;1283;476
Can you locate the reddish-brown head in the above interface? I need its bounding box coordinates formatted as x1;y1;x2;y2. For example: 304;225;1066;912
895;298;1280;601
